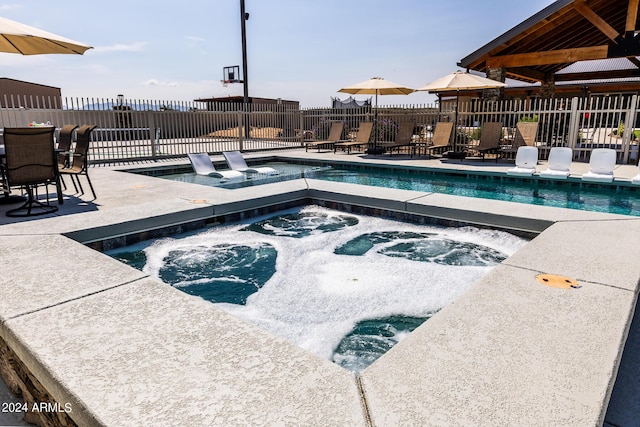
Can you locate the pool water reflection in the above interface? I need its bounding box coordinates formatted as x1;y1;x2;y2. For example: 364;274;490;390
138;161;640;217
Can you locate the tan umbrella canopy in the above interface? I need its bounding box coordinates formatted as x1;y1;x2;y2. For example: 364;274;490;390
339;77;414;150
417;71;506;147
0;16;90;205
339;76;415;97
417;70;506;93
0;16;92;55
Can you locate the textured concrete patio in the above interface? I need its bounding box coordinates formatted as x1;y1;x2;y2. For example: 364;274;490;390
0;151;638;426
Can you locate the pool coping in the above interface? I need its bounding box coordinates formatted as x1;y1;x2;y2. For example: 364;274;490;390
0;153;638;426
126;153;640;193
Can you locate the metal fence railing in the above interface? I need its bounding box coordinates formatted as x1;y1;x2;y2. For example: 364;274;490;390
0;94;638;164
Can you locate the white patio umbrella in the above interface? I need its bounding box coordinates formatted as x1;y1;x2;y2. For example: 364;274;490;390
0;16;92;55
417;71;506;127
339;77;414;151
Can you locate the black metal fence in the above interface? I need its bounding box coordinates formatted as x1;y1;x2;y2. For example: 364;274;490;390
0;94;638;164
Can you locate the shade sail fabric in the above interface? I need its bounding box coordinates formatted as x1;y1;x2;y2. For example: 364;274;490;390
417;71;505;92
339;77;414;95
0;16;91;55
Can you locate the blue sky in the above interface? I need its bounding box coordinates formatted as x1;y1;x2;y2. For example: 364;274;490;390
0;1;555;107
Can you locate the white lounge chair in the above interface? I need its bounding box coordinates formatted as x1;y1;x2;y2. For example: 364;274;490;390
582;148;616;183
631;163;640;185
222;151;279;174
187;153;244;179
506;146;538;176
539;147;572;179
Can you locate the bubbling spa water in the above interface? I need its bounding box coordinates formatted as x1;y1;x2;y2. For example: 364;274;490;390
110;206;527;372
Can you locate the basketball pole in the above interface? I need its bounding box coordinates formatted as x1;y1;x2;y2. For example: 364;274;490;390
240;0;250;139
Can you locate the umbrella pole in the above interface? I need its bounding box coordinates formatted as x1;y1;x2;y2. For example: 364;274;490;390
366;90;380;154
454;90;460;151
374;90;379;149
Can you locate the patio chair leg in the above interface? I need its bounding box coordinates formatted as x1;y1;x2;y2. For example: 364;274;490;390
69;175;83;195
6;185;57;217
84;174;96;199
68;174;79;193
74;175;85;195
55;177;63;204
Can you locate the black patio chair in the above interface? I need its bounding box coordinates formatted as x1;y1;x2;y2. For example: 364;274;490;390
56;124;78;171
3;126;62;217
60;124;97;199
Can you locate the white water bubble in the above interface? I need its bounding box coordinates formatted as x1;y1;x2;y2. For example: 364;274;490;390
109;205;529;370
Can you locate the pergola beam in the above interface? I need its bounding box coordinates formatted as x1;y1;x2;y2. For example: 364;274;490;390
576;3;620;41
486;46;609;68
622;0;640;67
484;1;640;81
575;1;640;68
505;68;546;83
626;0;640;32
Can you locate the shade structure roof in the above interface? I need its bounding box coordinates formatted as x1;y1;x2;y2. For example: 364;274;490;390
0;16;91;55
338;77;414;96
459;0;640;85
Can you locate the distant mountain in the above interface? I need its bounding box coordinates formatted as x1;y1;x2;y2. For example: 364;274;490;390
66;101;200;112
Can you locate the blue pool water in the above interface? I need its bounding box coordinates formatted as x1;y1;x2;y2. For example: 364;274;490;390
108;206;527;372
144;161;640;217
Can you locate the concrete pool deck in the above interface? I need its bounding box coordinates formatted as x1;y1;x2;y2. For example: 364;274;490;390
0;151;639;426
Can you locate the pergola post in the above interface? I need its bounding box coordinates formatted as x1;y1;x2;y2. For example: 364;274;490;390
483;67;506;101
540;73;556;99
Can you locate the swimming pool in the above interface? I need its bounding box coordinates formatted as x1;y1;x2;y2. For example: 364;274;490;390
108;205;527;372
130;160;640;217
147;162;332;189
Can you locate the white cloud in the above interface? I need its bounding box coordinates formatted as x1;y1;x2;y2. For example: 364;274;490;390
185;36;205;43
143;79;178;88
91;42;147;54
0;4;22;11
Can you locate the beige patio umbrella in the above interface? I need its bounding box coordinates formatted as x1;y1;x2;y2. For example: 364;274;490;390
417;71;506;149
417;71;505;137
418;70;506;93
0;16;92;55
339;77;414;151
0;16;90;205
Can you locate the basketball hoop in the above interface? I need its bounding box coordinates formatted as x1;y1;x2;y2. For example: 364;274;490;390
222;65;242;88
220;79;244;88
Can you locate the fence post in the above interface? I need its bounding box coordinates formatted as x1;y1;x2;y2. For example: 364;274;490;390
566;97;580;149
299;111;304;146
622;94;638;164
147;112;157;159
238;110;244;151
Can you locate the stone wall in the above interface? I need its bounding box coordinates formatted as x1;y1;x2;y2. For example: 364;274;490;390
483;67;506;101
541;74;556;99
0;336;77;427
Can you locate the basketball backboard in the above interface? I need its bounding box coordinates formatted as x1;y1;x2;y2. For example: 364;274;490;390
222;65;243;86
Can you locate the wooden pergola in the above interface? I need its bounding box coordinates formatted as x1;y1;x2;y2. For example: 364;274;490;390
458;0;640;98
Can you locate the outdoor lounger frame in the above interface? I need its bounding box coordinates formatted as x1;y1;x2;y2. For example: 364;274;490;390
187;153;244;179
304;122;346;152
334;122;374;154
222;151;279;175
